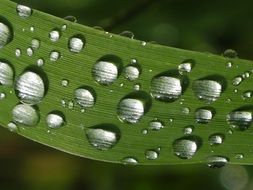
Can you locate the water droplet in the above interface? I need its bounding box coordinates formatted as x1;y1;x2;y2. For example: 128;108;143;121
149;119;164;131
182;107;190;115
61;79;69;87
141;41;147;46
86;124;120;150
145;149;159;160
130;58;137;64
178;60;194;74
141;129;148;135
30;26;35;32
50;51;60;61
26;47;33;56
243;91;252;99
15;71;46;105
133;84;140;91
61;99;66;107
46;111;65;128
232;76;242;86
12;104;39;126
150;74;184;102
223;49;238;58
195;107;214;124
92;55;122;85
49;29;61;42
173;136;201;159
235;154;244;159
31;39;40;50
61;24;67;31
63;15;77;23
36;58;44;67
124;65;140;81
0;92;6;100
0;60;14;86
68;101;74;109
15;48;21;57
183;126;194;135
206;156;229;168
68;35;85;53
74;87;95;108
225;62;233;68
119;31;134;39
209;134;224;145
0;20;12;48
16;5;32;18
122;157;138;165
226;109;252;130
192;77;225;103
7;122;18;133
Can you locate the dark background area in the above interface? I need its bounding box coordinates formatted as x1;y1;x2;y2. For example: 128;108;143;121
1;0;253;189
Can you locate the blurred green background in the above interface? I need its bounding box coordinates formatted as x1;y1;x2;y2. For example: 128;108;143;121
2;0;253;189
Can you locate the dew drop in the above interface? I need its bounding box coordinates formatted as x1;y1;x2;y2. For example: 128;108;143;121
68;101;74;109
124;65;140;81
15;71;45;105
232;76;242;86
16;5;32;18
192;78;224;103
209;134;224;145
7;122;18;133
141;129;148;135
61;79;69;87
68;35;85;53
178;60;193;74
86;124;120;150
63;15;77;23
46;111;65;128
235;154;244;159
225;62;233;68
36;58;44;67
15;48;21;57
119;31;134;39
226;109;252;130
49;29;61;42
149;119;164;131
0;92;6;100
206;156;229;168
74;87;95;108
0;20;12;48
92;55;122;85
61;24;67;31
50;51;60;61
182;107;190;115
145;149;159;160
173;136;201;159
0;61;14;86
195;107;214;124
223;49;238;58
122;157;138;165
183;126;194;135
26;47;34;56
31;39;40;50
12;104;39;126
243;91;252;99
30;26;35;32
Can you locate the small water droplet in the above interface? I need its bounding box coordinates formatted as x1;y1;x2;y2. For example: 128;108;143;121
232;76;242;86
15;48;21;57
36;58;44;67
7;122;18;133
130;58;137;64
182;107;190;115
68;35;85;53
243;91;253;99
119;31;134;39
74;87;95;108
235;154;244;159
61;99;66;107
149;119;164;131
26;47;33;56
92;55;122;85
173;136;201;159
68;101;74;109
50;51;60;61
12;104;39;126
226;109;252;130
49;29;61;42
63;15;77;23
178;60;194;74
226;62;233;68
61;79;69;87
122;157;138;165
15;71;46;105
0;60;14;86
124;65;140;81
0;92;6;100
16;5;32;18
141;41;147;46
30;26;35;32
209;134;224;145
223;49;238;58
183;126;194;135
46;111;65;128
86;124;120;150
31;39;40;50
141;129;148;135
206;156;229;168
61;24;67;31
145;149;159;160
195;107;214;124
192;78;224;103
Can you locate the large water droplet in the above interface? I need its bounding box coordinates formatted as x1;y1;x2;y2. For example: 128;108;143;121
74;87;95;108
150;72;186;102
0;60;14;86
86;124;120;150
68;35;85;53
15;70;46;105
117;91;151;124
16;5;32;18
0;20;12;48
46;111;65;128
206;156;229;168
92;55;122;85
12;104;39;126
192;76;225;103
209;134;224;145
173;136;201;159
195;107;214;124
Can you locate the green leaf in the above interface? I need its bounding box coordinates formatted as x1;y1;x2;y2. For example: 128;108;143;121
0;0;253;165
